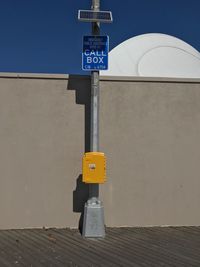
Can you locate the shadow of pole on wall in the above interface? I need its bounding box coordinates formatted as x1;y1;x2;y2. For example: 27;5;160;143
67;74;90;233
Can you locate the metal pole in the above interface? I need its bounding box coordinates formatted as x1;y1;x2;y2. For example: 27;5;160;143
89;0;100;200
82;0;105;238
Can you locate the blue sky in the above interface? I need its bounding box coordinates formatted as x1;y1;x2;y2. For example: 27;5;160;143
0;0;199;74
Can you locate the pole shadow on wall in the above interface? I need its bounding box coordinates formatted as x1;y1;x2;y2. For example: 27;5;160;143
67;74;91;233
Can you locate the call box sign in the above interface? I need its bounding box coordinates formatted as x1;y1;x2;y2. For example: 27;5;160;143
82;35;109;71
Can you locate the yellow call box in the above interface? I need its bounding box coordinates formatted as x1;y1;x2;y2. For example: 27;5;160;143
82;152;106;184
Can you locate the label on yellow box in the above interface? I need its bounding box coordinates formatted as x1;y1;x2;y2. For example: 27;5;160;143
82;152;106;184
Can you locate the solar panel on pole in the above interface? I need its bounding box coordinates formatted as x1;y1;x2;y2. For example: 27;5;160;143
78;10;113;23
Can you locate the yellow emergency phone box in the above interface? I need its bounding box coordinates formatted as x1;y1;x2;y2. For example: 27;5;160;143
82;152;106;184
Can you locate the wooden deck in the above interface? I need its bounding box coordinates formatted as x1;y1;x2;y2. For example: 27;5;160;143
0;227;200;266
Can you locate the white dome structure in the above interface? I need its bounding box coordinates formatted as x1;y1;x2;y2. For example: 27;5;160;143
101;33;200;78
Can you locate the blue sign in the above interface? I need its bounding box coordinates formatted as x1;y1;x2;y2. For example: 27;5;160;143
82;36;109;71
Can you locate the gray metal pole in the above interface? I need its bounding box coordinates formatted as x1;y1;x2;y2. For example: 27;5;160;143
89;0;100;200
82;0;105;238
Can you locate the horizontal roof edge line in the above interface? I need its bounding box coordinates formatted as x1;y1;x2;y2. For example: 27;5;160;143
0;73;92;81
100;75;200;83
0;73;199;83
0;72;70;80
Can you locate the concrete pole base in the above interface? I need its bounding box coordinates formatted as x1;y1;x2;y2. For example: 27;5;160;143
82;197;105;238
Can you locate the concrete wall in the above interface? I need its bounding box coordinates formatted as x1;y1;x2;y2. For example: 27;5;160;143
0;73;200;229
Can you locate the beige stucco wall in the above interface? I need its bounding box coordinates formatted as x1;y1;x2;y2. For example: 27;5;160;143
0;73;200;229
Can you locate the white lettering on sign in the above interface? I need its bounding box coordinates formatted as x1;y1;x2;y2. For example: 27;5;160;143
84;49;90;56
90;50;96;56
99;57;104;63
96;51;106;56
93;57;98;63
87;57;92;63
84;50;106;57
86;57;104;64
